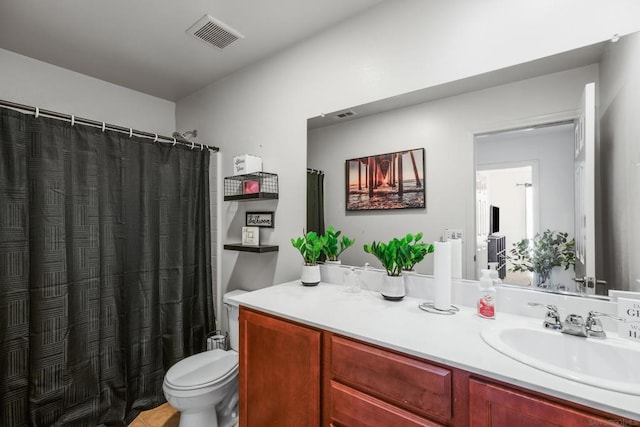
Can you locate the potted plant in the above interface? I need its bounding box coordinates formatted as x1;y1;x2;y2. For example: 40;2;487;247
291;231;323;286
364;233;429;300
508;229;575;288
321;226;355;264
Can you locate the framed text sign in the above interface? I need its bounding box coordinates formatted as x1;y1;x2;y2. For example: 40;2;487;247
246;211;275;228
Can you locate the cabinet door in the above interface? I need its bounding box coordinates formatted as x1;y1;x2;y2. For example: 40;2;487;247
328;380;443;427
469;379;629;427
240;308;321;427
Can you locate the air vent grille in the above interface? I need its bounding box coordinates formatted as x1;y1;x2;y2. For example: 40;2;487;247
187;15;244;50
333;110;357;120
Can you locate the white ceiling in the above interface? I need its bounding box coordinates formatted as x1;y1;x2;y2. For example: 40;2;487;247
0;0;384;101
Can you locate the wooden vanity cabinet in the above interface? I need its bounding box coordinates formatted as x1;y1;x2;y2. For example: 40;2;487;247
240;307;638;427
239;307;321;427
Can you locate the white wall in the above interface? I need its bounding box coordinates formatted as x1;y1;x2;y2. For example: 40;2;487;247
599;32;640;291
0;48;175;135
176;0;640;294
309;65;596;277
476;125;576;239
479;167;531;271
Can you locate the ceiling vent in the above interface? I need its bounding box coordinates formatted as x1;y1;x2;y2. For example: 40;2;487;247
187;15;244;50
333;110;357;120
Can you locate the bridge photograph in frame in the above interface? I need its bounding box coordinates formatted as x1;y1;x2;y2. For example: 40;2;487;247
345;148;425;211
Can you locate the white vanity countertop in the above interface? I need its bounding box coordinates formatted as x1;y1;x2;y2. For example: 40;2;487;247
230;281;640;421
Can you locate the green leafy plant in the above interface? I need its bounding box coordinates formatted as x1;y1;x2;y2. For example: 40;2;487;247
321;226;355;261
404;232;435;271
508;229;576;285
363;233;432;276
291;231;324;266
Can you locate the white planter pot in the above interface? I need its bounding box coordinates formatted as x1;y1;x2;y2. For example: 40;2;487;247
301;264;321;286
381;274;405;301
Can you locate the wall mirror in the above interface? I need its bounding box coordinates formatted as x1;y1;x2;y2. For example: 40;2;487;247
307;31;639;297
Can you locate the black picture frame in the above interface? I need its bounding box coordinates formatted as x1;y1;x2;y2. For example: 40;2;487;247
246;211;275;228
345;148;426;211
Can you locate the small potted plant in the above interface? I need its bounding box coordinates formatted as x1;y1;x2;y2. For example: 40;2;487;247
364;233;429;300
291;231;323;286
508;229;575;288
321;226;355;264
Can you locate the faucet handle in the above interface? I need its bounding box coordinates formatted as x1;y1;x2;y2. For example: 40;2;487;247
528;302;562;330
586;311;626;338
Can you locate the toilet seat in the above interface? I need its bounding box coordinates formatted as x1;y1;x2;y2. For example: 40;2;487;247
164;349;238;391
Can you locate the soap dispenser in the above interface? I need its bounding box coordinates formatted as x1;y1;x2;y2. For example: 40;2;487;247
477;269;496;319
488;263;502;287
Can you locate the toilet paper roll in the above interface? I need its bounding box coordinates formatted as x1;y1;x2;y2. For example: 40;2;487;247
449;238;462;279
433;241;452;310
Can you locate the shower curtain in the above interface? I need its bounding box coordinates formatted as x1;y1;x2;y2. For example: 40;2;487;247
306;170;325;235
0;108;215;426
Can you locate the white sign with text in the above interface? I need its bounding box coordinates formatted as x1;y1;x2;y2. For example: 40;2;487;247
617;297;640;343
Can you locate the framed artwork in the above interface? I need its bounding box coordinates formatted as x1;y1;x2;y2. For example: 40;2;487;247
246;211;274;228
242;226;260;246
345;148;425;211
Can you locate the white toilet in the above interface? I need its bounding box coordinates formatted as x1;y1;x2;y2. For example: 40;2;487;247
163;290;246;427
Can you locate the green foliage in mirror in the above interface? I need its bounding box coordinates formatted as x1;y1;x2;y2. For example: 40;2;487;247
321;226;355;261
508;229;575;284
291;231;324;266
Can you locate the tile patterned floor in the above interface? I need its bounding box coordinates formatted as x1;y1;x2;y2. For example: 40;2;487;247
129;403;180;427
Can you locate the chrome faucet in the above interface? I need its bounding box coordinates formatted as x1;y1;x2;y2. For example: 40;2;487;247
562;314;588;337
528;303;562;330
529;302;625;338
585;311;625;338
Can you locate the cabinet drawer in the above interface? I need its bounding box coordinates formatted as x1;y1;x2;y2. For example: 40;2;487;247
330;335;453;422
329;380;443;427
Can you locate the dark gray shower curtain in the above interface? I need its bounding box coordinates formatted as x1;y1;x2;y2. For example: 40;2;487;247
306;170;325;235
0;108;215;426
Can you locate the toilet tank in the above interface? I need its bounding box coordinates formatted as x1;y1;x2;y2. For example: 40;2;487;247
223;290;247;351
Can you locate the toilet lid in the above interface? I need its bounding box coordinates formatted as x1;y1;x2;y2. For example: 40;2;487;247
165;349;238;390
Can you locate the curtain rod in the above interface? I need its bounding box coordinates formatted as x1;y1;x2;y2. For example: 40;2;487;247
0;98;219;152
307;168;324;174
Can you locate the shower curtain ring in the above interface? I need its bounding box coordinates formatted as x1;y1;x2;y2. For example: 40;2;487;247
101;122;106;132
200;143;204;151
71;115;75;126
172;138;177;146
154;134;158;143
191;141;195;150
129;128;133;138
34;107;39;118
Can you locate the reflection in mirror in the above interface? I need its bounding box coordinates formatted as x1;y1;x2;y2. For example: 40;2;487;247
307;31;640;296
474;122;580;292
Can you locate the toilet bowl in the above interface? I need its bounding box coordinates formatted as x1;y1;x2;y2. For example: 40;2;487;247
163;290;246;427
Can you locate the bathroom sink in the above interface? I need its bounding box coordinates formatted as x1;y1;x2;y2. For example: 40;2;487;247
480;321;640;395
